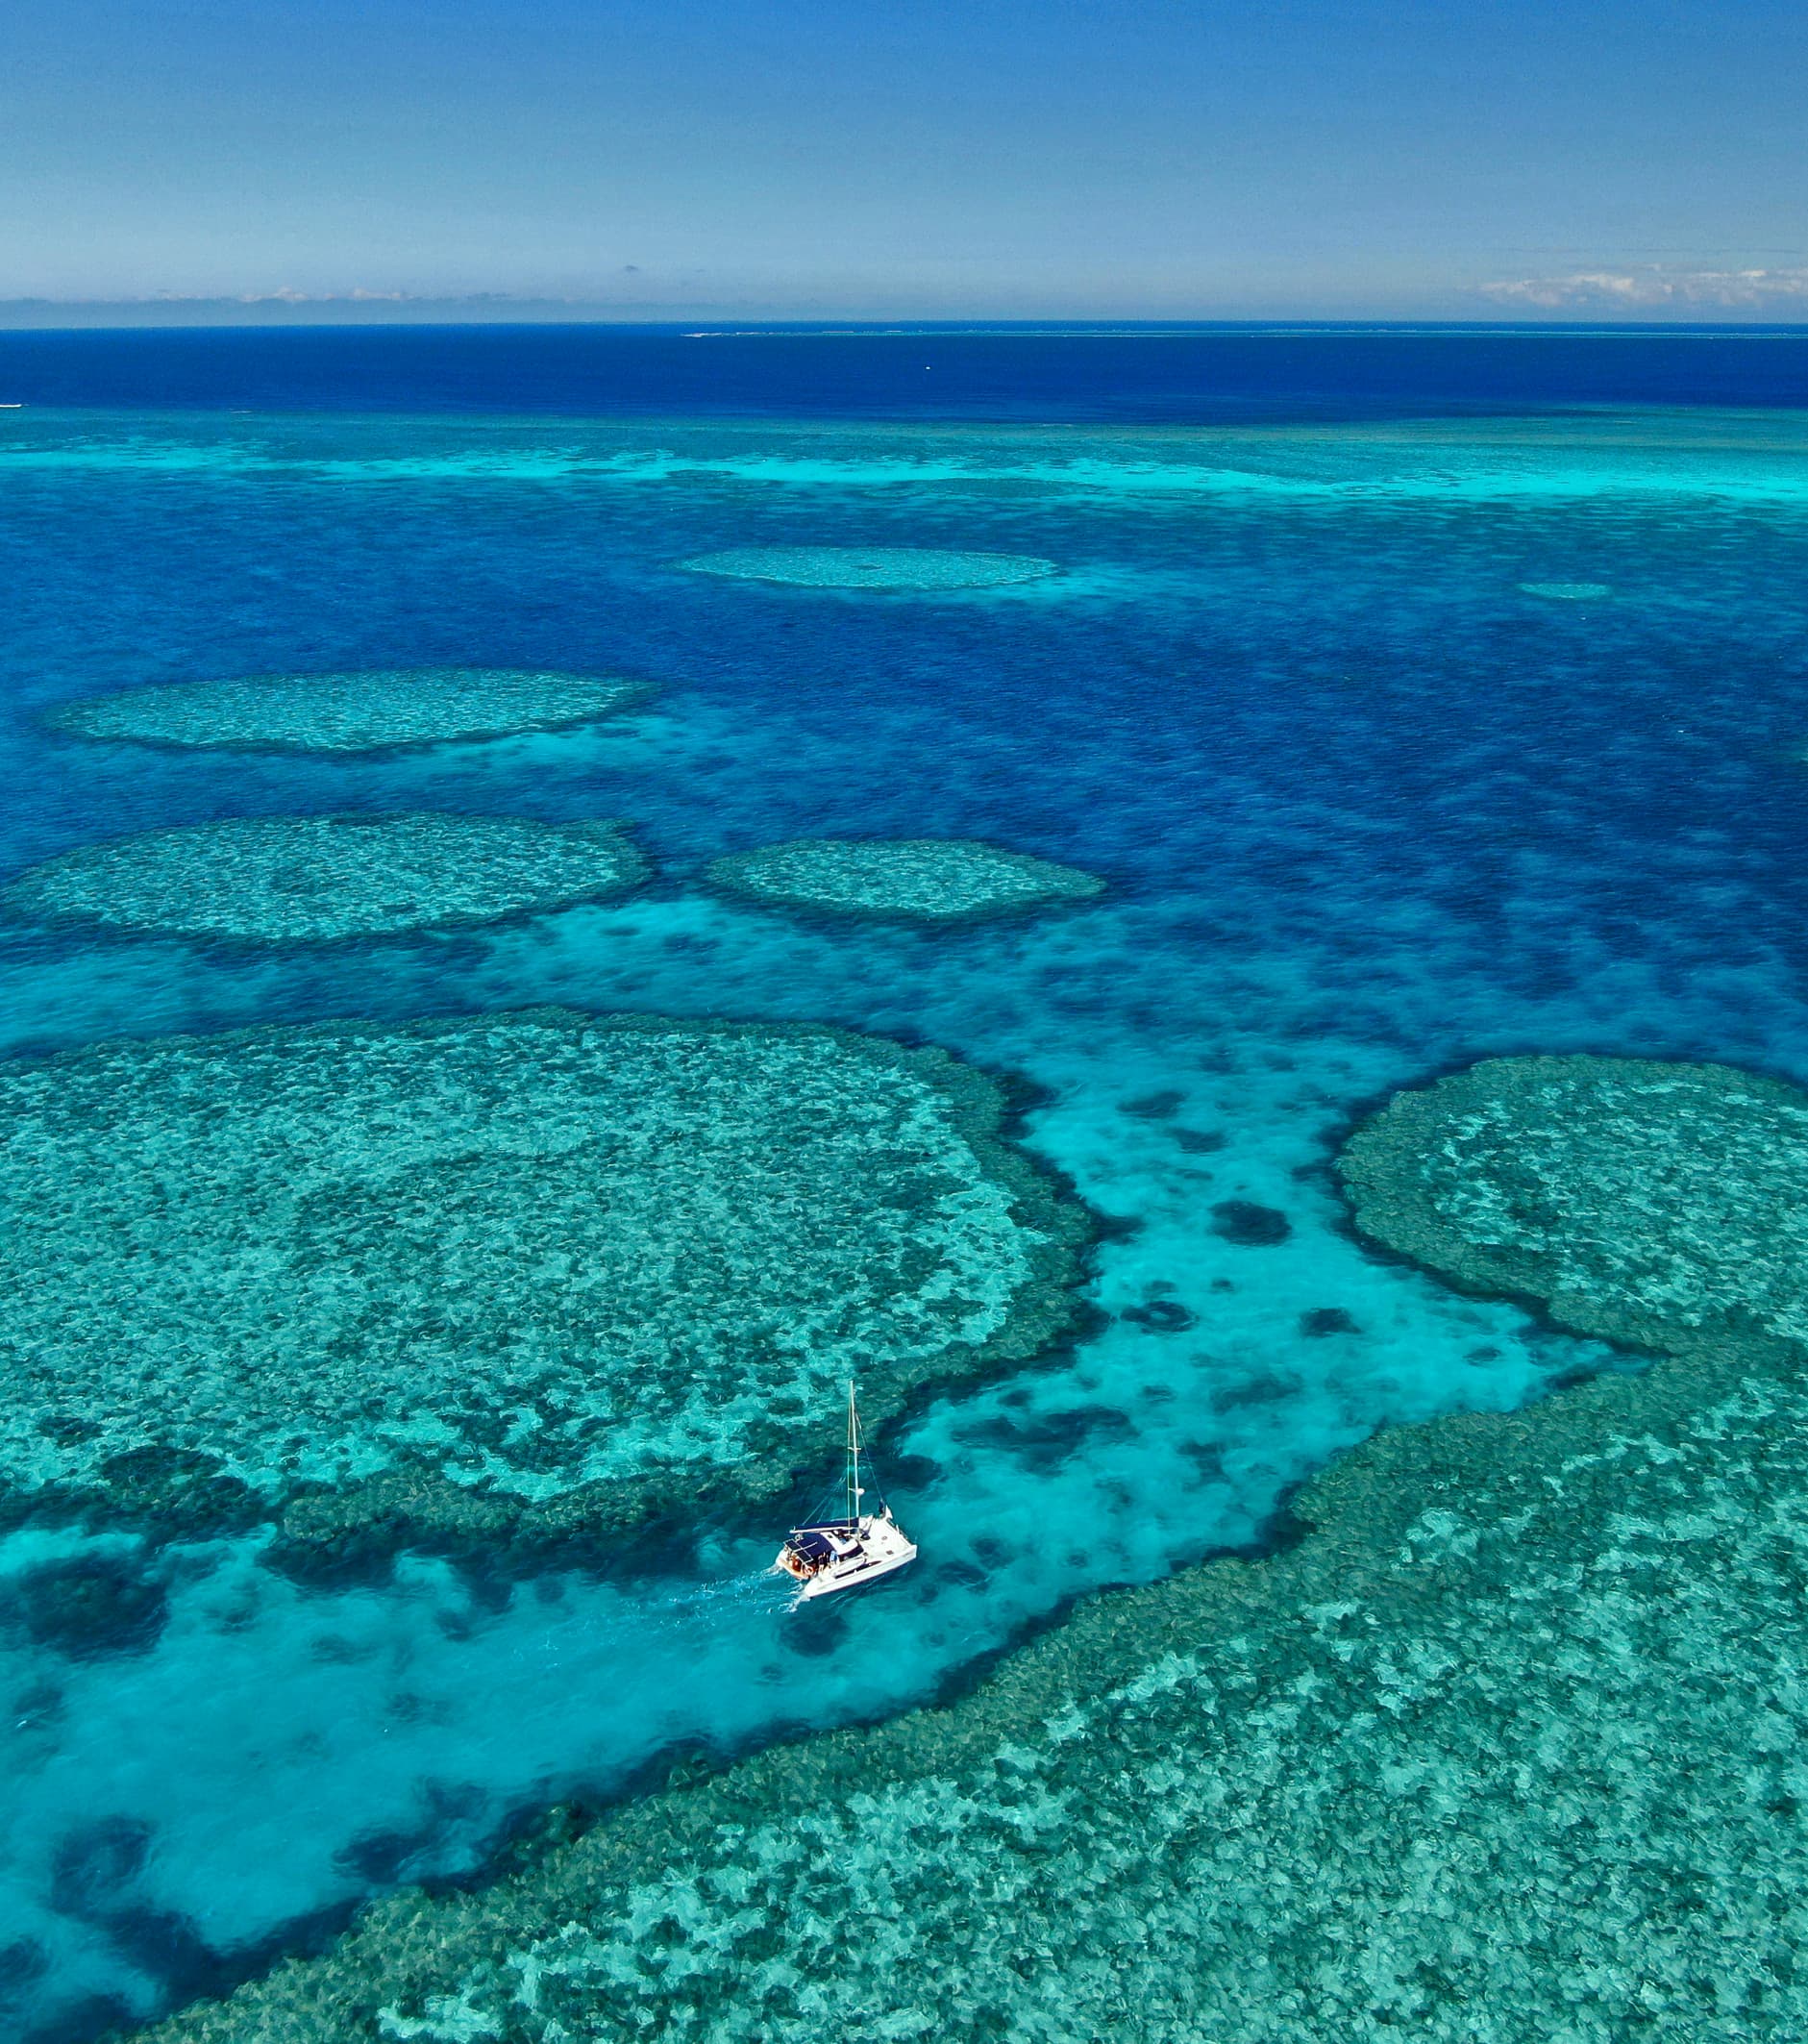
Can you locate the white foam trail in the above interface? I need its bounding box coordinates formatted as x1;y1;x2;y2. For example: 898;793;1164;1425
635;1567;794;1631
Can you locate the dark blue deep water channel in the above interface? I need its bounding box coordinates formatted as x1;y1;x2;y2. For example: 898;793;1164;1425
2;325;1807;2040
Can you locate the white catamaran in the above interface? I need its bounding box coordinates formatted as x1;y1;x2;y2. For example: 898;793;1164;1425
774;1383;918;1601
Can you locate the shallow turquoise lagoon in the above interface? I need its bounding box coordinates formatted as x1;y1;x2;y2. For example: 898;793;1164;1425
3;397;1808;2038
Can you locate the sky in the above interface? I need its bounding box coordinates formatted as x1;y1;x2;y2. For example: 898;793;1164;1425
2;0;1805;321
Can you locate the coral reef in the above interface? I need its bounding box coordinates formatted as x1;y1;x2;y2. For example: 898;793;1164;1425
0;1010;1088;1551
46;669;652;755
140;1055;1808;2043
1172;1125;1227;1154
679;546;1057;590
1209;1198;1292;1245
3;1552;169;1659
1120;1088;1186;1119
1519;581;1612;600
140;1290;1808;2043
1300;1306;1359;1337
1338;1053;1808;1354
706;837;1104;923
2;813;649;944
1119;1297;1197;1333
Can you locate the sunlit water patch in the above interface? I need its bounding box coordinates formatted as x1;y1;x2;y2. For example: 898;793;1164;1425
10;409;1808;507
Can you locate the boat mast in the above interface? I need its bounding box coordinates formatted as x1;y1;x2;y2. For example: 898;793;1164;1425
847;1379;865;1523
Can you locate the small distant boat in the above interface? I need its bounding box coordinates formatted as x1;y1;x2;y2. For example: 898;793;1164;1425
775;1382;918;1601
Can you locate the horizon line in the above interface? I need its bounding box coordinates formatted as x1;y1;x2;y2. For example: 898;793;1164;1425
5;311;1808;336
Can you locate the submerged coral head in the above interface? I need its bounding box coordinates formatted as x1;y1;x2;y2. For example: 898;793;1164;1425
680;546;1057;590
47;667;654;755
707;837;1104;923
1;812;649;944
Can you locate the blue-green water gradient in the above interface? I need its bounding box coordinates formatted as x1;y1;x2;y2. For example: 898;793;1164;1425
3;378;1807;2038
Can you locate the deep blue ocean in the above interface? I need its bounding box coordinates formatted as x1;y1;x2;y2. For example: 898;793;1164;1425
7;320;1808;419
3;324;1807;2041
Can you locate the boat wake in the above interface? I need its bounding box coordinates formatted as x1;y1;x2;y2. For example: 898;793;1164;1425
638;1568;795;1629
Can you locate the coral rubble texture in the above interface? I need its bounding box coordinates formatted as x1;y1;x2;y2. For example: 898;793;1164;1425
142;1053;1808;2042
2;814;649;943
47;669;651;754
1338;1053;1808;1353
0;1010;1086;1545
141;1317;1808;2042
679;546;1057;589
706;837;1104;923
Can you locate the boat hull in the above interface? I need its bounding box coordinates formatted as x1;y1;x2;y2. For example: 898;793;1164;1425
775;1511;918;1600
792;1539;918;1600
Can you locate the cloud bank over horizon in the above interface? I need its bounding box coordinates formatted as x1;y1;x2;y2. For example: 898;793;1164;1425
1480;267;1808;312
3;274;1804;329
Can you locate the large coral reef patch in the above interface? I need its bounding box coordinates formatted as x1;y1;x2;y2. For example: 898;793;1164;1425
706;836;1104;924
141;1283;1808;2041
680;545;1056;590
2;813;649;944
1337;1053;1808;1354
0;1010;1088;1554
46;668;652;755
140;1050;1808;2042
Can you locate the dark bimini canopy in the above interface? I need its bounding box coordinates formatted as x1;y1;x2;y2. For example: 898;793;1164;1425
787;1523;856;1560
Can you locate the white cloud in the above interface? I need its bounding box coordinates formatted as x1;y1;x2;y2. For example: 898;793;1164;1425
1478;266;1808;310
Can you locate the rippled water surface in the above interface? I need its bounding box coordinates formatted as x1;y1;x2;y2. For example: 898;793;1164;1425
3;331;1807;2039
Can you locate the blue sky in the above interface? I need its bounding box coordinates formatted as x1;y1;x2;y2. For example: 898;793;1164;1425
3;0;1804;319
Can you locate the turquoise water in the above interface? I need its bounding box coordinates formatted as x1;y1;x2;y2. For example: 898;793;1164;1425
4;386;1808;2037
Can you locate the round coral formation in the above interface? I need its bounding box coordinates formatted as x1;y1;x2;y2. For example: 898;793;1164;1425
46;668;652;754
706;838;1104;923
0;1010;1088;1544
680;546;1057;590
2;813;649;944
1338;1053;1808;1355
